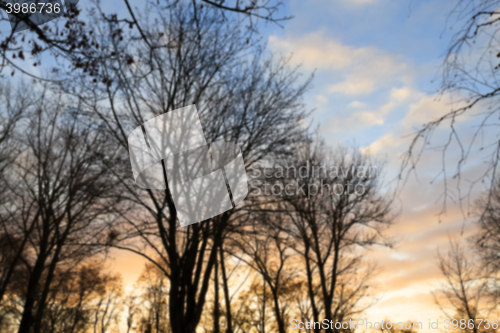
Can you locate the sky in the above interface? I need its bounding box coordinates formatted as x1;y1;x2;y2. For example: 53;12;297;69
252;0;490;330
1;0;489;330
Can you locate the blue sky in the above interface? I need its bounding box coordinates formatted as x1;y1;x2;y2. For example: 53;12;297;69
259;0;458;148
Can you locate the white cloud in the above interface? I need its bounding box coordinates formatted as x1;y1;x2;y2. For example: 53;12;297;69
361;91;463;156
315;94;328;104
328;86;420;135
329;77;377;95
362;132;400;155
269;32;354;70
348;101;366;108
269;31;413;96
403;94;460;128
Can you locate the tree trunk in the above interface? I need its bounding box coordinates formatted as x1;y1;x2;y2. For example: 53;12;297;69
272;289;286;333
303;247;320;333
0;212;38;304
219;246;233;333
213;255;220;333
17;252;47;333
33;235;67;333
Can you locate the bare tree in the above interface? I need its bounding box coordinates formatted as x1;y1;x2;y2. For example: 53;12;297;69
229;213;300;333
230;274;269;333
91;271;123;333
0;83;34;309
471;182;500;311
434;240;490;333
475;183;500;269
197;242;248;333
38;263;123;333
55;2;310;333
401;0;500;217
0;0;289;81
0;84;126;333
135;262;170;333
273;142;393;333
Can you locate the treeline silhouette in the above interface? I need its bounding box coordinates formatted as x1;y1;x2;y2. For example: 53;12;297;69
0;1;395;332
0;79;395;333
0;1;499;333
